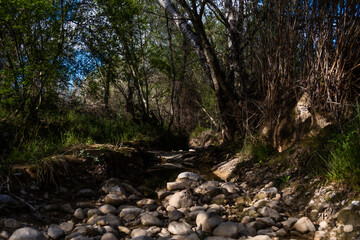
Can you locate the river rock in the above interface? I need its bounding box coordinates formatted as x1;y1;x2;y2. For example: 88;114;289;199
118;226;131;235
168;210;184;221
104;194;125;206
99;205;117;214
221;182;240;193
255;187;278;200
259;207;280;221
213;157;242;181
248;235;272;240
257;217;275;227
168;191;193;208
131;229;148;238
336;201;360;226
168;221;193;235
177;172;203;182
9;227;46;240
293;217;316;233
1;231;11;239
74;208;85;219
101;178;123;194
213;222;239;238
87;214;120;227
276;228;287;237
281;217;298;230
65;233;90;240
47;226;64;240
257;228;275;237
122;182;142;197
59;221;75;234
131;237;153;240
212;194;225;204
72;226;100;237
137;199;157;207
140;213;163;226
100;233;117;240
196;212;222;232
344;224;354;233
120;207;142;218
167;182;187;191
195;182;222;197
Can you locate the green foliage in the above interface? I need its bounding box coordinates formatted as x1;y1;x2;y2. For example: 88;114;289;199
0;109;169;176
321;118;360;188
190;126;210;138
249;138;276;164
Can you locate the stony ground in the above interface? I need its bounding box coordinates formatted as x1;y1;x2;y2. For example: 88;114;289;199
1;146;360;240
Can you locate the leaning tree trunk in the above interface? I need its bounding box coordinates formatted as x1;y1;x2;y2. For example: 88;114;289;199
158;0;241;140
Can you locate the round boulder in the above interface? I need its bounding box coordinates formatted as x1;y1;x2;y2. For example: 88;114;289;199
9;227;46;240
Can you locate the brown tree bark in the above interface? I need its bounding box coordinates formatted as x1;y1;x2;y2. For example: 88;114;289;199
158;0;241;140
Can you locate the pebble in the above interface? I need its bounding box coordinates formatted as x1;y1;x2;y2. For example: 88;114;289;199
100;233;117;240
1;231;11;239
59;221;75;235
169;191;193;208
4;170;347;240
131;229;148;238
168;210;184;221
99;204;117;214
177;172;203;182
343;224;353;233
213;222;239;238
74;208;85;219
47;226;65;240
104;194;125;206
168;221;193;235
293;217;316;233
140;213;163;226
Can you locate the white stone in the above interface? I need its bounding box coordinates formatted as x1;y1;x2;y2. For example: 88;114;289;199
131;229;147;238
168;221;193;235
167;182;187;191
169;191;193;208
196;212;222;232
319;221;328;231
293;217;316;233
99;205;117;214
213;157;242;181
9;227;46;240
100;233;117;240
117;226;131;235
344;224;353;233
221;182;240;193
104;194;125;206
177;172;203;182
248;235;272;240
1;231;11;239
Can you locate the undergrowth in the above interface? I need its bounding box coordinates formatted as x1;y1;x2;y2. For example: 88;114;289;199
320;111;360;189
0;109;185;179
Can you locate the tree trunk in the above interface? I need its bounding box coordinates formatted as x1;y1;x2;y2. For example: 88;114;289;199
159;0;241;140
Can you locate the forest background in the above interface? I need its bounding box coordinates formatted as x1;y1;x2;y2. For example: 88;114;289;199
0;0;359;187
